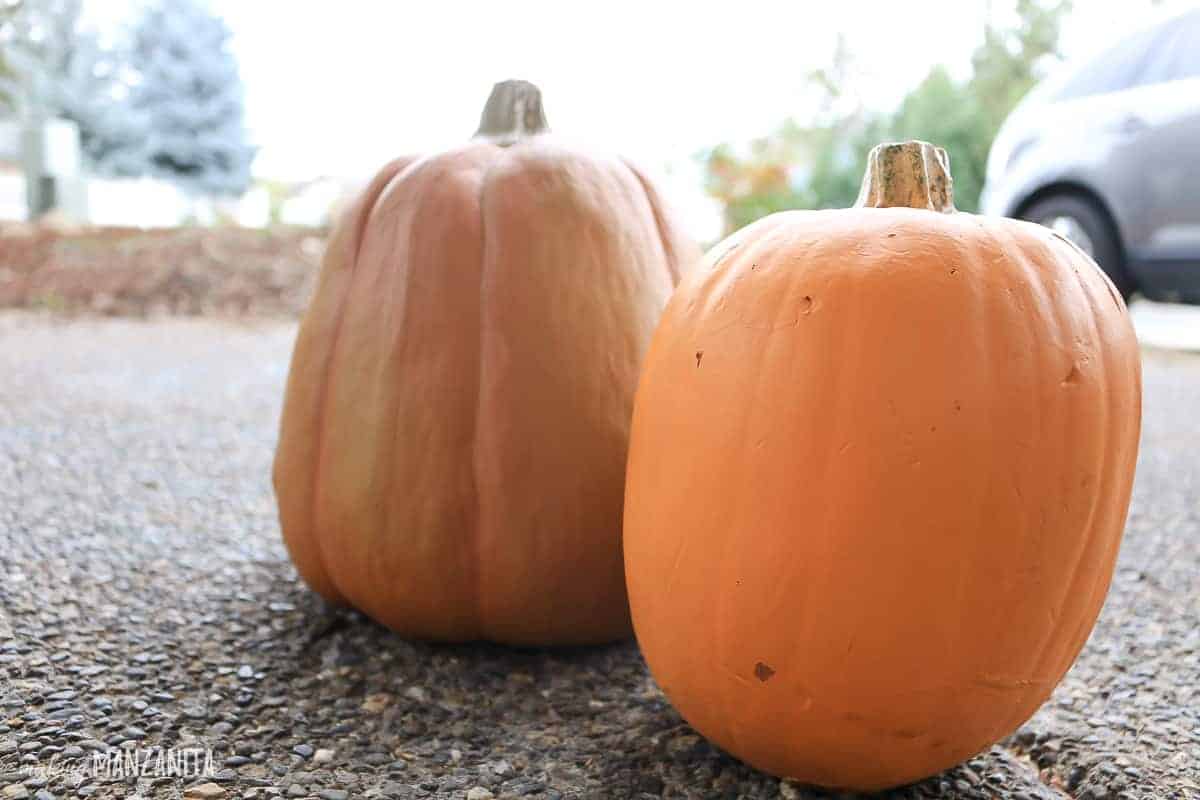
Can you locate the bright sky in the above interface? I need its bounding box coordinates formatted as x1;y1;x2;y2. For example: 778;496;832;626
93;0;1186;235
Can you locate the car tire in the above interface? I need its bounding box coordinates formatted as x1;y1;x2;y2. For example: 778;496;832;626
1021;194;1134;301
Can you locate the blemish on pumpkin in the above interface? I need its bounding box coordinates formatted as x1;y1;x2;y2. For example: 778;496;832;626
800;295;814;314
887;232;897;238
953;400;962;412
1062;363;1081;384
753;662;775;682
891;728;924;740
695;350;704;367
929;426;937;433
949;267;959;275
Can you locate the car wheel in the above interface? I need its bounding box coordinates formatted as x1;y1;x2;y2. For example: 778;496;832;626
1021;194;1134;300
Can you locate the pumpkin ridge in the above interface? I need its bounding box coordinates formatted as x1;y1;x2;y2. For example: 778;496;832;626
1045;241;1119;716
803;228;868;693
977;223;1058;739
1009;228;1098;693
469;149;507;640
710;300;755;755
294;155;415;606
1042;244;1119;676
327;155;455;618
310;168;403;612
1002;225;1069;697
990;221;1048;705
374;157;454;632
969;218;1002;688
979;222;1034;744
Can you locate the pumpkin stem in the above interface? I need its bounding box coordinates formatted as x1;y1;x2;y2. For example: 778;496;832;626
474;80;550;146
854;140;956;213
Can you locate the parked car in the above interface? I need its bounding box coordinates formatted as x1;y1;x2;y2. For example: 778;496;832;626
982;8;1200;302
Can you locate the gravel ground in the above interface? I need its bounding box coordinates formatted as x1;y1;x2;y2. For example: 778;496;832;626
0;313;1195;800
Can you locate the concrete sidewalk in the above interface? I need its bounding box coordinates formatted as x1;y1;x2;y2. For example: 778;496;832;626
1130;299;1200;353
0;314;1195;800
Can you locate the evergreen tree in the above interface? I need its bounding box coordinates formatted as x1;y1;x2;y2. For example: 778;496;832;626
126;0;254;196
58;32;149;176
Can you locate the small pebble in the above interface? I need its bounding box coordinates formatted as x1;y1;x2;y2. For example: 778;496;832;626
182;785;225;800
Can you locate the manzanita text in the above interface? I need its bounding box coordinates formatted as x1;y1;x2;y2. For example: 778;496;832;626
91;747;215;778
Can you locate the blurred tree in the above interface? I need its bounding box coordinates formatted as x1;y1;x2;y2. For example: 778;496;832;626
796;34;893;212
702;132;803;235
701;0;1073;230
124;0;254;197
58;34;150;176
887;68;990;212
700;35;888;233
0;0;82;121
0;1;17;111
970;0;1072;137
0;0;147;175
885;0;1070;212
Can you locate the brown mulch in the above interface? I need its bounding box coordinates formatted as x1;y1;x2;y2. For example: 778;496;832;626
0;222;326;317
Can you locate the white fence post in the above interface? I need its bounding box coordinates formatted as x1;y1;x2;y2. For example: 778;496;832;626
0;117;84;220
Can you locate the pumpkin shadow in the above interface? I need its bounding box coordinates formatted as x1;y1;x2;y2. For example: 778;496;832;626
261;588;1037;800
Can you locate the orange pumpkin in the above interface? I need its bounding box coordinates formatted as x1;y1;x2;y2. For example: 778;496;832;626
624;141;1141;790
274;80;695;645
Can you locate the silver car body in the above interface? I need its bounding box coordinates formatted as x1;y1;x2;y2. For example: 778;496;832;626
982;7;1200;299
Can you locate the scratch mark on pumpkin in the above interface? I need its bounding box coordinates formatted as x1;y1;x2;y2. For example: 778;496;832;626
724;668;752;688
891;728;925;740
662;535;689;601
